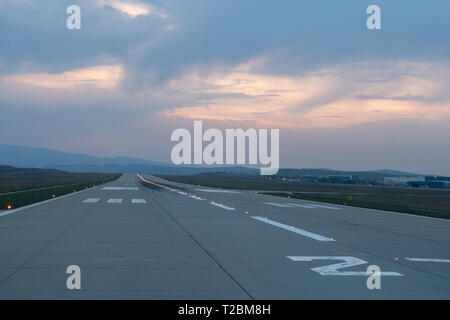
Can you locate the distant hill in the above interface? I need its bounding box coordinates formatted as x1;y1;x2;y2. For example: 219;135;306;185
0;165;19;173
0;144;424;177
44;164;259;175
369;169;421;176
0;144;169;168
0;144;258;175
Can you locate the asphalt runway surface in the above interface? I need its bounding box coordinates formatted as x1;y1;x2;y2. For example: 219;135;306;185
0;174;449;299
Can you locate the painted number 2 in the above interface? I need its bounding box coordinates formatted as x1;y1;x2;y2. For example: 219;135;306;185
287;256;402;276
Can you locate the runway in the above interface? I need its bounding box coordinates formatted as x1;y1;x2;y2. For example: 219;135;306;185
0;173;449;299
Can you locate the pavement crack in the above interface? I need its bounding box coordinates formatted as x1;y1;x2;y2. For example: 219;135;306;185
148;191;255;300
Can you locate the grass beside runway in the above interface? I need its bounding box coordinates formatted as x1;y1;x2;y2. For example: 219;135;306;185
158;173;450;220
262;192;450;220
0;166;122;210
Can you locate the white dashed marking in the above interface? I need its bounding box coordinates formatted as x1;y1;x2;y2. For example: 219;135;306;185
309;204;340;210
209;202;236;211
264;202;340;210
264;202;292;208
132;199;146;204
251;216;335;242
286;203;316;208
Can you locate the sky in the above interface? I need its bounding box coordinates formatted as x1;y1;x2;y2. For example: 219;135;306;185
0;0;449;175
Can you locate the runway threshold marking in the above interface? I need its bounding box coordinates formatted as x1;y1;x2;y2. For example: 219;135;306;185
405;258;450;263
251;216;335;242
107;198;123;203
132;199;146;204
83;198;100;203
287;256;403;276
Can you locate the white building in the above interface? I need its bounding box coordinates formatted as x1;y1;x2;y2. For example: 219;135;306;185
383;176;425;186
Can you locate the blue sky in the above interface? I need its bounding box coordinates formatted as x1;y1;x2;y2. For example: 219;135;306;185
0;0;449;174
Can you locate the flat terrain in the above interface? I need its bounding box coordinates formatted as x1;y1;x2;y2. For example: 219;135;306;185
0;166;120;193
0;166;121;210
0;173;449;299
159;174;450;219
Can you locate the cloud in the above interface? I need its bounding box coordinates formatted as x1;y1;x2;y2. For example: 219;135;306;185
3;65;124;89
356;94;426;102
1;0;450;174
161;59;450;128
97;0;167;18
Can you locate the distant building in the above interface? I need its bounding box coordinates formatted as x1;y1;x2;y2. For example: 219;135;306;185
300;175;319;183
327;175;353;181
405;176;450;189
384;176;425;186
422;176;450;188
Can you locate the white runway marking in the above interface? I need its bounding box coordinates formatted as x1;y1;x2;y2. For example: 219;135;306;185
196;189;240;193
309;204;340;210
405;258;450;263
102;187;139;190
264;202;340;210
132;199;146;204
287;256;403;276
286;203;316;208
251;216;335;242
83;198;100;203
264;202;292;208
190;195;206;201
107;198;122;203
210;202;236;211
